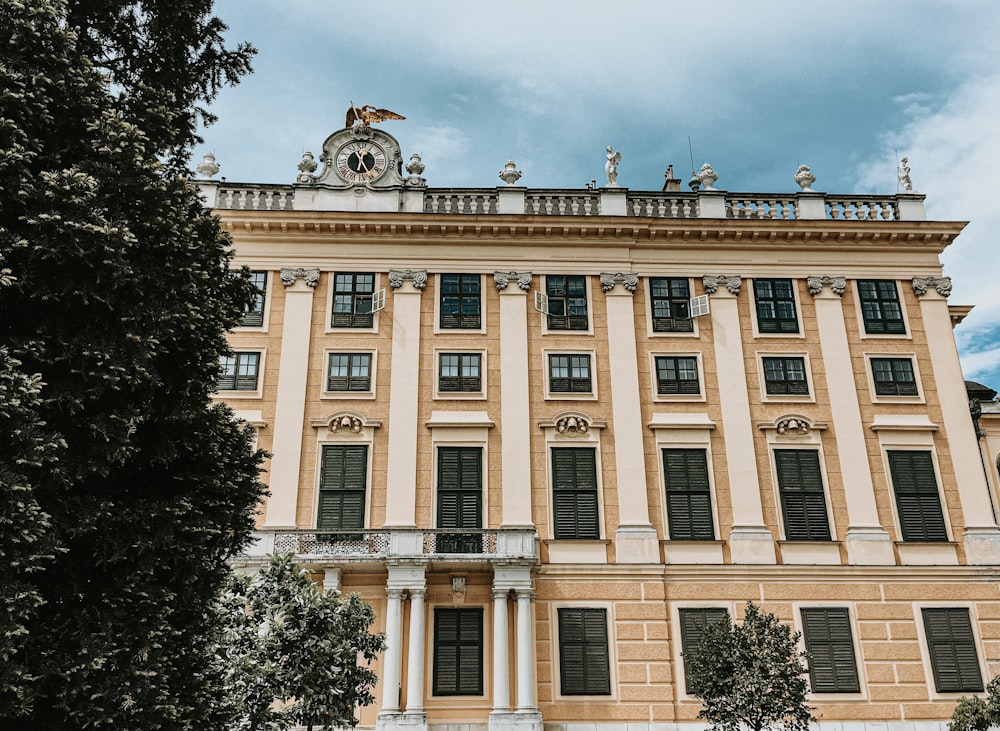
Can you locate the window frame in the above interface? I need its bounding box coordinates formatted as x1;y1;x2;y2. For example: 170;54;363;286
217;350;263;395
325;351;373;393
557;607;612;696
236;270;269;329
799;607;862;694
919;606;985;695
653;354;702;398
315;443;369;532
548;353;593;395
543;274;590;332
435;446;484;554
887;449;949;543
662;448;716;541
437;351;484;395
857;279;907;335
677;606;730;695
648;277;694;334
432;607;485;697
761;355;810;397
774;449;832;542
752;278;800;335
870;356;920;397
550;446;601;540
329;271;377;329
437;273;483;331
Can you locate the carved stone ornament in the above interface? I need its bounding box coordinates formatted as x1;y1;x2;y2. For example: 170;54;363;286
388;269;428;290
330;415;364;434
556;415;589;436
806;275;846;296
696;163;719;191
296;151;318;183
280;267;320;288
499;160;522;186
912;276;952;298
405;153;426;187
793;164;816;192
702;274;742;295
775;416;811;437
599;272;639;293
494;271;532;291
196;152;220;180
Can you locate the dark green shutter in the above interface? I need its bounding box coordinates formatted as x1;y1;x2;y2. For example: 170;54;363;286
888;451;948;542
433;608;483;695
922;608;984;693
679;608;729;694
317;445;367;530
663;449;714;540
552;448;599;539
437;447;482;553
775;450;831;541
801;608;860;693
558;608;611;695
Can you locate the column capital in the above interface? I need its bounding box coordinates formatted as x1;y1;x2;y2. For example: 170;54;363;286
386;587;405;599
806;275;846;298
494;271;532;291
703;274;742;296
280;267;320;288
599;272;638;294
514;588;537;600
912;276;952;298
408;587;427;599
492;587;512;600
388;269;427;290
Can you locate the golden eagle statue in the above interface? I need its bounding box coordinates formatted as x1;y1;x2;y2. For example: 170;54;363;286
346;102;406;128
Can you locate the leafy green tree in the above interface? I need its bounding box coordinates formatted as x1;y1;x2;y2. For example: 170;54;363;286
0;0;263;727
214;553;386;731
950;676;1000;731
682;601;815;731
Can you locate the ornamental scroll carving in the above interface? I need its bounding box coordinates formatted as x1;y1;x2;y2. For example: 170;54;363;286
494;271;532;291
806;276;846;296
280;267;320;288
388;269;427;290
599;272;638;293
912;276;952;298
775;416;811;437
556;415;589;435
702;274;742;295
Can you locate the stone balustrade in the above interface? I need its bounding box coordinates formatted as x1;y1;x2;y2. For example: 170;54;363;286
826;195;897;221
214;184;294;211
424;190;498;214
525;191;601;215
726;194;799;220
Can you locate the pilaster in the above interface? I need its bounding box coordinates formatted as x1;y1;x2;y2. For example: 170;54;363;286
703;275;775;564
263;268;319;527
913;278;1000;563
807;275;894;565
384;270;426;527
600;272;658;562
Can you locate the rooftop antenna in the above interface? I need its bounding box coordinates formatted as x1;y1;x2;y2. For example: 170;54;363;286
894;148;901;192
688;136;696;176
687;136;701;191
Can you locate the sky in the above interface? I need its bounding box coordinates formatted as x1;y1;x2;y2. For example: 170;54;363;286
201;0;1000;393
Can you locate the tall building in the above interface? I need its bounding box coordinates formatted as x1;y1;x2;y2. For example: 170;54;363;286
202;121;1000;731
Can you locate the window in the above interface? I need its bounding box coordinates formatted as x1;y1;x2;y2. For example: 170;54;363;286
331;272;375;327
871;357;918;396
888;451;947;542
650;277;693;332
655;356;700;395
858;280;905;334
546;275;588;330
552;448;599;539
218;352;260;391
679;608;728;694
763;356;809;395
241;271;267;327
439;353;482;393
436;447;482;553
433;608;483;696
775;450;831;541
558;608;611;695
663;449;714;540
922;608;984;693
440;274;481;329
754;278;799;334
317;444;367;531
800;608;860;693
549;354;592;393
327;353;371;392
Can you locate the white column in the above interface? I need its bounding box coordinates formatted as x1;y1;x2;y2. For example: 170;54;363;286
384;271;426;527
915;279;1000;563
602;273;658;562
704;275;775;564
496;272;533;527
264;268;318;527
515;590;537;712
808;277;894;565
379;588;404;715
492;589;510;712
405;589;426;714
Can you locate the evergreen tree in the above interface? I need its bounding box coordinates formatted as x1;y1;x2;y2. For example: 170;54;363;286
0;0;264;727
682;601;815;731
214;554;386;731
950;676;1000;731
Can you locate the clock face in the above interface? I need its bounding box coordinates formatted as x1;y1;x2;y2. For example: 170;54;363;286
335;141;388;184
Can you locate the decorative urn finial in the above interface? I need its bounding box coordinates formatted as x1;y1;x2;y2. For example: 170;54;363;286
296;151;318;183
406;153;427;187
793;164;816;192
196;152;220;180
499;160;522;185
696;163;718;191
